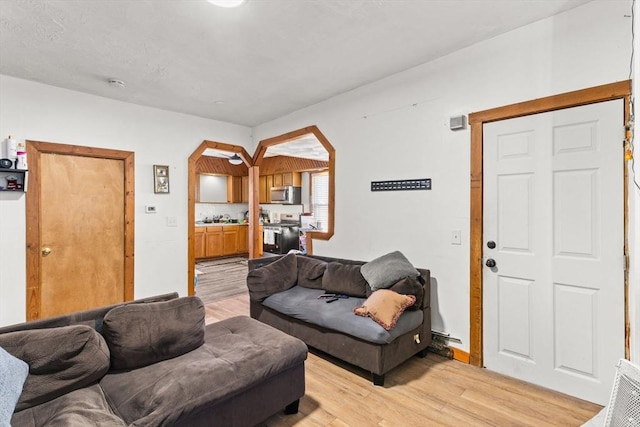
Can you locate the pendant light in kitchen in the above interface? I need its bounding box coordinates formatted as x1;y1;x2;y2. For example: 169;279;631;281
228;154;243;165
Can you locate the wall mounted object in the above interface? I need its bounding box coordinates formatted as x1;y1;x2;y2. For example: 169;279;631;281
153;165;170;194
371;178;431;191
449;115;467;131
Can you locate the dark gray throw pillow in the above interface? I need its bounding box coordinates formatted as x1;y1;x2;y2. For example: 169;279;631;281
360;251;420;291
247;253;298;301
388;276;424;310
102;296;205;370
296;256;327;289
0;325;110;411
322;262;368;297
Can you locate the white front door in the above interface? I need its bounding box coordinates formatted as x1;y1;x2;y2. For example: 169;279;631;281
483;99;625;404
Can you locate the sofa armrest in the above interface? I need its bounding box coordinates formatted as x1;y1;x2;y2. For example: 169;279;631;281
247;254;298;302
417;268;431;310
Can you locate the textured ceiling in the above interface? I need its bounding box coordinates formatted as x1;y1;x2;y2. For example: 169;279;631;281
0;0;593;127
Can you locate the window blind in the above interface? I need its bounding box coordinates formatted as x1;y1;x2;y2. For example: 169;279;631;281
311;171;329;231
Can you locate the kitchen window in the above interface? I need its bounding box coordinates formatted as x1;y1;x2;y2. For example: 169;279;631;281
311;171;329;231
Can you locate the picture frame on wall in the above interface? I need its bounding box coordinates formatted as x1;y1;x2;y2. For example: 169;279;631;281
153;165;170;194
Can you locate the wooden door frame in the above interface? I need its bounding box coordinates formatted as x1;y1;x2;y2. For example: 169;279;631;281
468;80;631;367
253;125;336;254
25;141;135;321
187;141;253;297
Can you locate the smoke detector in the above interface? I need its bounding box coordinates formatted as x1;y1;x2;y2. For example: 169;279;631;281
107;79;126;88
207;0;246;7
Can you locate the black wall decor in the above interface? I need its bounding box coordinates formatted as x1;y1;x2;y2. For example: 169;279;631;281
371;178;431;191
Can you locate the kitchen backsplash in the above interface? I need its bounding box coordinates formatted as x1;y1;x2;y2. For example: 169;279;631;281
195;203;248;222
195;203;304;222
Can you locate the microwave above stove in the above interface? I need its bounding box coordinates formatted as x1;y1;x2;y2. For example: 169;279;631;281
270;186;302;205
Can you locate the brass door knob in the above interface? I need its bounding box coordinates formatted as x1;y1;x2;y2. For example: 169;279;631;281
42;247;52;256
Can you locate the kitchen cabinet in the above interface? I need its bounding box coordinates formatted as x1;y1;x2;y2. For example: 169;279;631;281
272;172;301;188
258;172;301;204
195;225;251;259
259;175;274;204
194;227;206;258
205;226;223;257
266;175;273;200
223;225;239;255
227;176;244;203
237;225;248;252
241;176;249;203
282;172;301;186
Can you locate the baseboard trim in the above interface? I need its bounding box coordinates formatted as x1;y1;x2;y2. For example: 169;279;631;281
452;347;470;364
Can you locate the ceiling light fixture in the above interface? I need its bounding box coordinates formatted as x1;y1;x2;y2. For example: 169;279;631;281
207;0;246;7
228;154;243;165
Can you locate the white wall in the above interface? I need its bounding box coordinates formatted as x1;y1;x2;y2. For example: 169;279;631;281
0;75;252;326
252;0;635;352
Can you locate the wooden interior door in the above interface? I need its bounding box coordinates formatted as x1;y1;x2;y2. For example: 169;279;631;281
26;141;134;320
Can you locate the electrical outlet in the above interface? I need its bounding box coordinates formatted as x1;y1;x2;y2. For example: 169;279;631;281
167;216;177;227
451;230;461;245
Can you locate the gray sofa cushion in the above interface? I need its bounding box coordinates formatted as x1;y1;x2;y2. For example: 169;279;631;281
322;262;369;297
296;255;327;289
102;296;205;370
11;383;126;427
247;253;298;301
0;325;110;412
100;316;307;426
360;251;420;291
262;286;423;344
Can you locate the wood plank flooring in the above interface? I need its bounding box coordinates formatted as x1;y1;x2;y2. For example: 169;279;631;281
195;257;248;304
204;294;602;427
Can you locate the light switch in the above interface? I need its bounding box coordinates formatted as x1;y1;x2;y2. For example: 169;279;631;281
145;205;157;213
451;230;461;245
167;216;177;227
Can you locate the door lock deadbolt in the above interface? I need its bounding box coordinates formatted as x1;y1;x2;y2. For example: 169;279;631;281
487;241;496;249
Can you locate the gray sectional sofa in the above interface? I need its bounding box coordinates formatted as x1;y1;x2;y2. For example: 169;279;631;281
0;293;307;427
247;251;431;386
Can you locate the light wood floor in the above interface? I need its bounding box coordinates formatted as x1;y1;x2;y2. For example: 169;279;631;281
204;294;602;427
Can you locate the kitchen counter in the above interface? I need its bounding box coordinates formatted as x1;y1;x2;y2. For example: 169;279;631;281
195;222;249;227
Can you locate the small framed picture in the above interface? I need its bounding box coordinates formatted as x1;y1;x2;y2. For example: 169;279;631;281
153;165;170;193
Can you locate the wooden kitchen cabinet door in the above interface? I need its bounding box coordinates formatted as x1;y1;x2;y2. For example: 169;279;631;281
241;176;249;203
205;227;223;257
227;176;243;203
237;226;248;253
223;227;238;255
282;172;301;186
266;175;273;202
259;175;268;203
194;228;206;259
